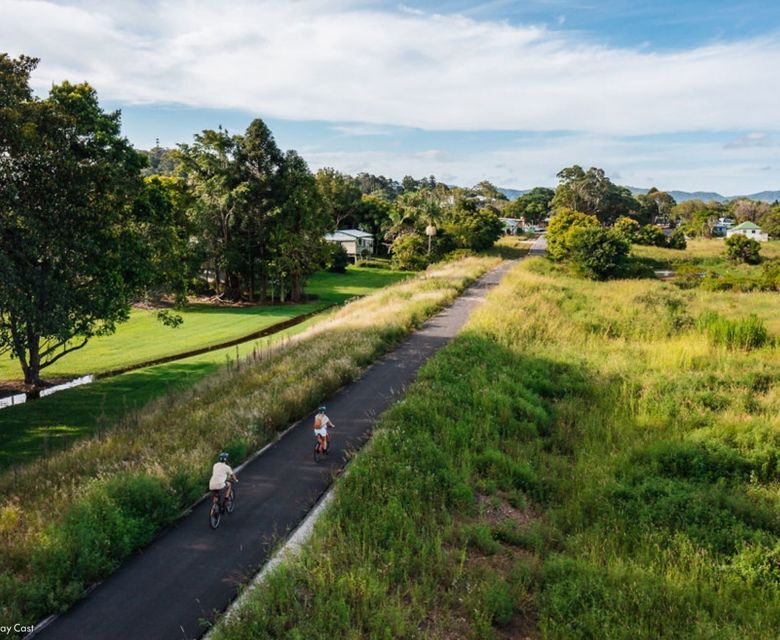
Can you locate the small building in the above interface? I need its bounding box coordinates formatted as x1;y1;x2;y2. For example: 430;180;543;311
324;229;375;260
500;217;522;235
726;221;769;242
713;217;735;237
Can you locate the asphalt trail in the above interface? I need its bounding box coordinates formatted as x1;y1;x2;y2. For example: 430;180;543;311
33;257;521;640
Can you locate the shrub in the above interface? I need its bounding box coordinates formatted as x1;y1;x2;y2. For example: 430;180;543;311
725;234;761;264
612;216;640;242
566;226;630;280
634;224;668;247
327;243;350;273
481;574;514;626
666;229;687;250
760;260;780;291
696;312;770;350
441;206;504;252
390;233;430;271
546;208;599;260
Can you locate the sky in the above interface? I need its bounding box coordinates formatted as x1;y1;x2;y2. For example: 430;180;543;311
2;0;780;194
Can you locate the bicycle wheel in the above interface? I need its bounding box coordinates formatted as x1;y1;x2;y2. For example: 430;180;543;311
225;486;236;514
209;499;221;529
313;443;323;463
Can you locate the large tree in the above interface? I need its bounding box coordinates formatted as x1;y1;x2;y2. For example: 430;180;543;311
552;165;639;224
236;119;285;301
176;127;247;299
269;150;329;301
315;168;362;229
178;120;327;302
636;188;676;225
0;55;183;384
503;187;555;224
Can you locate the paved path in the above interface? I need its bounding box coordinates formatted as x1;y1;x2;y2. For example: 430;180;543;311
33;258;520;640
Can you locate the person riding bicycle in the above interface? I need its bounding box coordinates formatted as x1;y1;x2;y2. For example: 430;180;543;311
209;452;237;508
313;406;335;454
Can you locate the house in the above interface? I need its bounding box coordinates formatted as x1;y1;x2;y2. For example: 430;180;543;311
726;221;769;242
499;217;522;235
713;217;735;237
324;229;375;260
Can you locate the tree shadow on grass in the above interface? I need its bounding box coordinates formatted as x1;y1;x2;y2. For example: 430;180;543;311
0;360;220;471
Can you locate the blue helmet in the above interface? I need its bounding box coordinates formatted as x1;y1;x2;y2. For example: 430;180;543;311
318;406;326;413
218;452;229;462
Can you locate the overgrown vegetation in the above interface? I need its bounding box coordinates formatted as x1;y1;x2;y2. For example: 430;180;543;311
632;240;780;293
726;234;762;264
0;255;498;625
214;256;780;639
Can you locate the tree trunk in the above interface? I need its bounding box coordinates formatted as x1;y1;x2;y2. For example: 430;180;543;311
24;333;41;386
290;274;302;302
224;271;242;301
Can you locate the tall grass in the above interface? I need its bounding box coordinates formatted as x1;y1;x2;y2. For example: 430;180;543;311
0;255;498;626
696;311;771;350
212;255;780;639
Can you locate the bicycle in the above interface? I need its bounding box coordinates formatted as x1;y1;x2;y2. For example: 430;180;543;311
209;482;236;529
313;436;328;463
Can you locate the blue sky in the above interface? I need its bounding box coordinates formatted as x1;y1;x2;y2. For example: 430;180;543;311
3;0;780;194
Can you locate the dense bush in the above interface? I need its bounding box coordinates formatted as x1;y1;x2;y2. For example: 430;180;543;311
389;233;431;271
546;208;599;260
327;243;350;273
666;229;687;249
612;216;640;242
725;234;761;264
566;226;630;280
441;207;504;252
760;260;780;291
634;224;668;247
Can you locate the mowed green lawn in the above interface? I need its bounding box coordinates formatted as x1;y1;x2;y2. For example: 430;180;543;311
0;265;407;380
0;266;408;469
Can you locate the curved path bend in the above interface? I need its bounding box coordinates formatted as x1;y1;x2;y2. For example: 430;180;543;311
33;254;529;640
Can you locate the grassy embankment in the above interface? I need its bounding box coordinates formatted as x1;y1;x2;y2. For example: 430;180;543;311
0;266;409;469
0;255;499;627
213;252;779;639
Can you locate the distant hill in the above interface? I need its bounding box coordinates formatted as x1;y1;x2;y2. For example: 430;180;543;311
627;187;780;204
494;186;780;204
496;187;528;200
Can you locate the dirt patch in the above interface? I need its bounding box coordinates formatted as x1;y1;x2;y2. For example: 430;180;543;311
420;493;541;639
477;492;537;528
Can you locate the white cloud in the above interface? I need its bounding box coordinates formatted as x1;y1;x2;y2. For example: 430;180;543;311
2;0;779;135
724;132;773;149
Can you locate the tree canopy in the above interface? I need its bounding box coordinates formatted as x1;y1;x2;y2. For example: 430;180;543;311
551;165;639;225
503;187;555;223
0;55;186;384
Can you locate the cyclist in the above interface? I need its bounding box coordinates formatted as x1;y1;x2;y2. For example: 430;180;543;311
313;406;335;455
209;452;237;508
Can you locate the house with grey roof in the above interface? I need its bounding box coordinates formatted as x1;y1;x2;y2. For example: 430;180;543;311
324;229;375;260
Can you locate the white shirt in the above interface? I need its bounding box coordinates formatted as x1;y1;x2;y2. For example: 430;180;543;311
313;413;332;436
209;462;234;490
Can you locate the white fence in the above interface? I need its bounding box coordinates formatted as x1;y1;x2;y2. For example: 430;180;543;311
0;393;27;409
38;375;94;398
0;375;95;411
